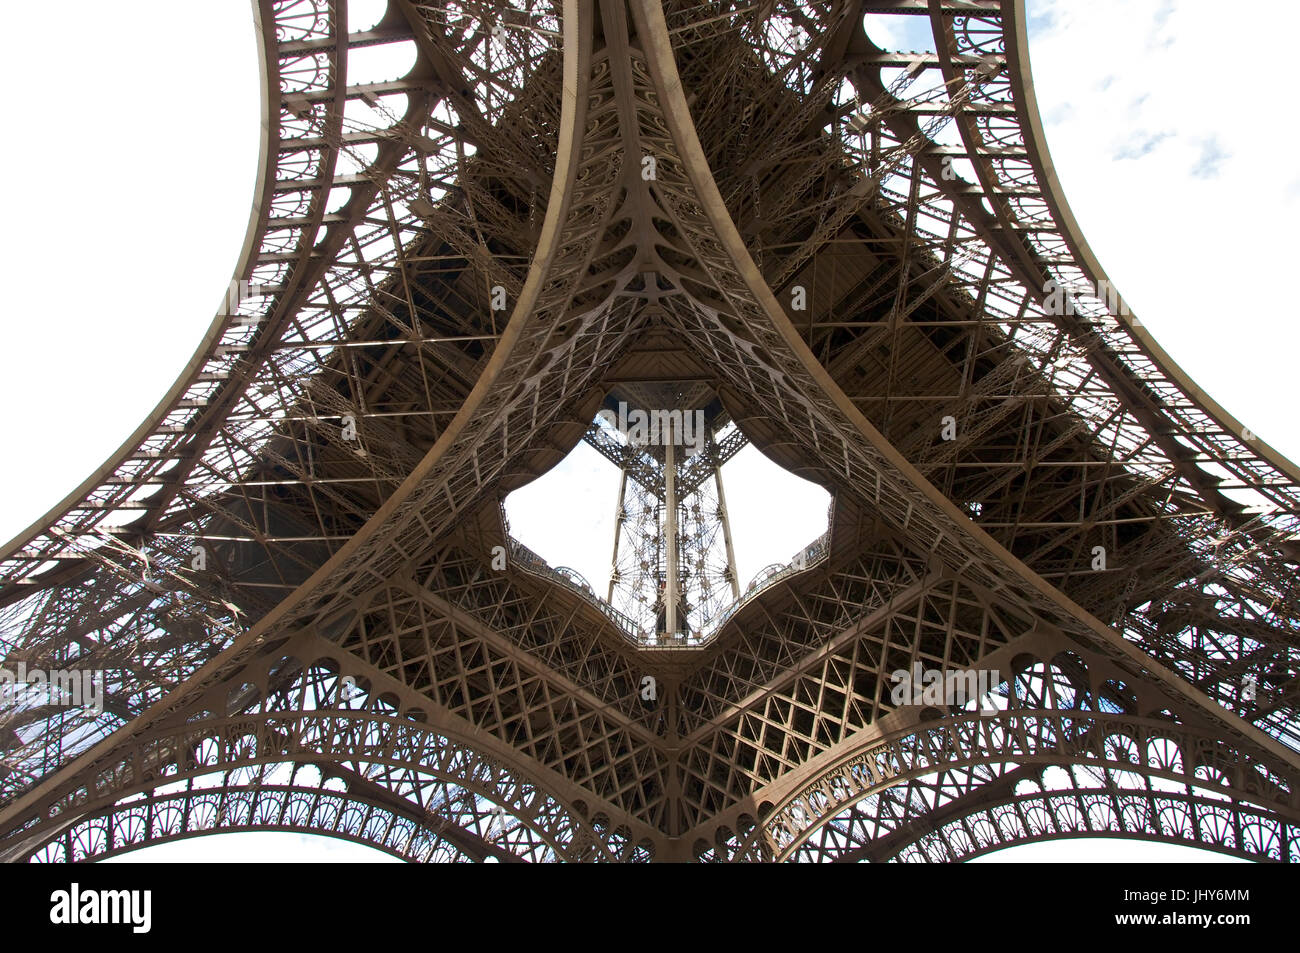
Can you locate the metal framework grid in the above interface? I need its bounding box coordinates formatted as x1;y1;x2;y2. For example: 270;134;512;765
0;0;1295;863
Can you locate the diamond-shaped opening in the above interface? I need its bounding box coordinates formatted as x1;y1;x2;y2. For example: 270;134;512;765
504;386;830;646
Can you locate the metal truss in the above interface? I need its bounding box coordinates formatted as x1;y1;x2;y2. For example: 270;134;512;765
0;0;1296;862
590;406;744;641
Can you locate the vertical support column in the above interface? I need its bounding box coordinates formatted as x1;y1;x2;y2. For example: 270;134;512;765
663;421;679;637
608;467;629;602
711;435;741;601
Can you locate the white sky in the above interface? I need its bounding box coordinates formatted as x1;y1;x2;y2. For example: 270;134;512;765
1;0;1288;863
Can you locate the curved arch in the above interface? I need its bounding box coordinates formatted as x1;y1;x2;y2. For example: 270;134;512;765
788;764;1294;864
761;702;1299;863
8;703;629;863
887;786;1293;864
0;0;337;580
0;0;288;572
997;0;1300;488
32;780;464;864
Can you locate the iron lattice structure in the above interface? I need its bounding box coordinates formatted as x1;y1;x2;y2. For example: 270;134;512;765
0;0;1297;863
584;386;748;642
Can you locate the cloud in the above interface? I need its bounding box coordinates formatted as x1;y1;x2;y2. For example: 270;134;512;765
1025;0;1300;460
1191;136;1230;178
1113;130;1172;161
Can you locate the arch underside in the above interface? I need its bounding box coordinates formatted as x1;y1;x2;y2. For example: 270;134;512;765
1;0;1298;862
761;703;1300;864
37;780;490;865
31;739;649;864
801;774;1295;864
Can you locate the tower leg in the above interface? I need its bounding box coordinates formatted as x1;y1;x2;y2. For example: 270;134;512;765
711;435;742;601
664;423;679;637
608;468;629;603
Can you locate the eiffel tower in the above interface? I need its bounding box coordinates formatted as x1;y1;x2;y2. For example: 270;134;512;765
1;0;1297;864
